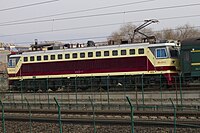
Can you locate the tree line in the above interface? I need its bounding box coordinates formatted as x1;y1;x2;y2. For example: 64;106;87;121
108;23;200;44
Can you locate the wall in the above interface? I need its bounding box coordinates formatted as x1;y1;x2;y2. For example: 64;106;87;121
0;50;10;91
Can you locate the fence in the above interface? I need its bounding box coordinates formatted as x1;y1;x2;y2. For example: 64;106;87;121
0;75;200;132
2;75;200;109
8;75;200;92
0;96;200;133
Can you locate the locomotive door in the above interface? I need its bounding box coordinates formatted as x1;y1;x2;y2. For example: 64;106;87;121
182;50;191;74
146;49;150;71
146;48;156;71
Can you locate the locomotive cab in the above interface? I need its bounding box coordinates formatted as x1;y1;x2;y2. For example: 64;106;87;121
7;54;22;79
151;45;179;58
8;55;21;68
156;45;180;70
147;43;180;86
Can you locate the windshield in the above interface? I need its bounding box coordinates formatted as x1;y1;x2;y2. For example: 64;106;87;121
169;46;179;58
8;57;20;68
155;47;168;59
156;48;167;58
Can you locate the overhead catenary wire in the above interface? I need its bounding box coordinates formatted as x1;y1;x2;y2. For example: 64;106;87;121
14;35;110;44
12;25;200;44
0;2;200;27
0;0;59;12
1;14;200;38
0;0;157;24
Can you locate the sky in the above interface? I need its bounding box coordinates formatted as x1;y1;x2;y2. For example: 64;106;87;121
0;0;199;45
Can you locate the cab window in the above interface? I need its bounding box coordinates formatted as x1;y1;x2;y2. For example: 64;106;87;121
170;49;179;58
156;48;167;58
8;57;20;68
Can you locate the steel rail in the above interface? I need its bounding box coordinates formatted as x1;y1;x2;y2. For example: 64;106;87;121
1;109;200;118
1;115;200;128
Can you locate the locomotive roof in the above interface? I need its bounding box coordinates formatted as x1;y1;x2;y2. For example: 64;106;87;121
181;37;200;50
10;42;177;57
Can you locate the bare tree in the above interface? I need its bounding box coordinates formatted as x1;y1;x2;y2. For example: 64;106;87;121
108;23;154;44
109;23;200;43
108;23;135;44
156;24;200;41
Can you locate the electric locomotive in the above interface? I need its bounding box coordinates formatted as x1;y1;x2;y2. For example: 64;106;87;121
7;40;180;91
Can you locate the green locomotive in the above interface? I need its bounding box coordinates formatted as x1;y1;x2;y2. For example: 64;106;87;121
180;38;200;85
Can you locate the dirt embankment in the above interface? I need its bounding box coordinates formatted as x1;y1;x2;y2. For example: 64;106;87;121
0;73;8;91
0;50;9;91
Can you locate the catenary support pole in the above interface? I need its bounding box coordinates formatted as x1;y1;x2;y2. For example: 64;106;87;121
170;98;176;133
89;96;96;133
47;78;50;109
159;75;163;110
141;74;144;110
54;97;62;133
179;74;183;110
126;96;134;133
75;77;78;109
20;79;24;109
106;76;110;110
123;76;127;109
25;97;32;133
0;100;6;133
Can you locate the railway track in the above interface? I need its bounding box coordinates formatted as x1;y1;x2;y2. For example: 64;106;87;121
1;114;200;128
1;109;200;133
1;109;200;127
1;109;200;118
2;87;200;94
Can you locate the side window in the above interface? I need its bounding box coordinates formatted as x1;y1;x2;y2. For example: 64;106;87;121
65;54;70;59
88;52;93;57
24;57;28;62
44;55;48;60
37;56;41;61
156;48;167;58
58;54;63;59
138;48;144;54
96;51;101;57
112;50;118;56
80;52;85;58
121;50;126;55
30;56;34;61
129;49;135;55
73;53;77;58
104;51;109;56
51;55;55;60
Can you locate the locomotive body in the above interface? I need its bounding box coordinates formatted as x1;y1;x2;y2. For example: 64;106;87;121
180;38;200;85
7;42;180;91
